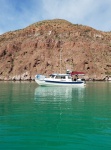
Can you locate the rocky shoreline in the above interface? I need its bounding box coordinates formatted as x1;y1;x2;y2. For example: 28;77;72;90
0;72;109;81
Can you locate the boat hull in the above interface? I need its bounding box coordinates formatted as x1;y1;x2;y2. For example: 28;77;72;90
35;78;85;86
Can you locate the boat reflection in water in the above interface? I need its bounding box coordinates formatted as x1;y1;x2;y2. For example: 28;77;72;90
34;86;85;102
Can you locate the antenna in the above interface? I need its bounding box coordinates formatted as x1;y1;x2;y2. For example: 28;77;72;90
60;48;62;74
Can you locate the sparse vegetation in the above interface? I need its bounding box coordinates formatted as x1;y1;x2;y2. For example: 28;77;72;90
0;19;111;80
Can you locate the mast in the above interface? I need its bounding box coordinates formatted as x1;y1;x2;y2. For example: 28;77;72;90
60;48;62;74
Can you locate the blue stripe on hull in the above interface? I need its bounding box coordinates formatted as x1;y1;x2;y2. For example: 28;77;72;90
45;80;84;84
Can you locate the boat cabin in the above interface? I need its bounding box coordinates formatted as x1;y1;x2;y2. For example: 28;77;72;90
49;74;72;81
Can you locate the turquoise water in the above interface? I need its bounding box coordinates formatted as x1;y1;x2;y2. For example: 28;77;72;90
0;81;111;150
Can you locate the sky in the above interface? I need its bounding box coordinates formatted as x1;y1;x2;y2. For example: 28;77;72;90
0;0;111;35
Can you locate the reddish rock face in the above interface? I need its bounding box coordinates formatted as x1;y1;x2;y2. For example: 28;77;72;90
0;19;111;81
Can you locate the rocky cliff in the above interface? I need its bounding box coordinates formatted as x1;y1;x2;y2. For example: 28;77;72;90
0;19;111;81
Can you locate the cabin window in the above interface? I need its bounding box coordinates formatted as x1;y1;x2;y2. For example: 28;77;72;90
61;76;65;79
68;76;71;79
55;76;65;79
55;76;61;79
50;75;55;78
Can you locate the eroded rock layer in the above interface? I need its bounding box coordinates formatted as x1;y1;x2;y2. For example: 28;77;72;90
0;19;111;80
